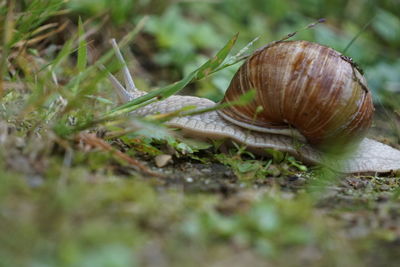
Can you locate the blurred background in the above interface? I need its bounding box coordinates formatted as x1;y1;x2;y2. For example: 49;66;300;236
60;0;400;105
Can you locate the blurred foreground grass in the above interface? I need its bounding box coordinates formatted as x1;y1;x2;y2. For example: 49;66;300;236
1;0;400;266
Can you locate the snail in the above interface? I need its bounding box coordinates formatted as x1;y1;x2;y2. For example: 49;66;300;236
106;39;400;174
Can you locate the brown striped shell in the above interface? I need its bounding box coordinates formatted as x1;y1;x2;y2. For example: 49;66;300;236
218;40;374;148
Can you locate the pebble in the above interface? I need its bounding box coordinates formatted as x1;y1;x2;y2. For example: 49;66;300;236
154;154;172;168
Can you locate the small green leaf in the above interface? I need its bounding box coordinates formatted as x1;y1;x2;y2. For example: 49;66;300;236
237;161;258;173
264;148;285;163
287;156;308;172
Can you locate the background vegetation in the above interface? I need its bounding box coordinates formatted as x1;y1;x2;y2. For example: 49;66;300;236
1;0;399;266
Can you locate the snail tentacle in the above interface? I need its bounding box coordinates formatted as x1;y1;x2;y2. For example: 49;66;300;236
109;39;146;103
105;67;133;103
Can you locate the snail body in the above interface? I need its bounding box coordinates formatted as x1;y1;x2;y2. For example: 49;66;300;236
108;39;400;173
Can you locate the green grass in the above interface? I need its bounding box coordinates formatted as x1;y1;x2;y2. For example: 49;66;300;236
0;167;361;266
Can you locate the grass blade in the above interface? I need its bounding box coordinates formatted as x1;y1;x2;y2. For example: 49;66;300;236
77;18;88;73
105;33;239;117
72;17;87;93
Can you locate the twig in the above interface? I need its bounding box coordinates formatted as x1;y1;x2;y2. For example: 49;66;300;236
77;133;164;177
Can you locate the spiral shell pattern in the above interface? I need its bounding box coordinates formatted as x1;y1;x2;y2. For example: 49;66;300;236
218;40;374;147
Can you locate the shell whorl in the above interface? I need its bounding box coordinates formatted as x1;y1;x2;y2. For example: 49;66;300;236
219;41;374;147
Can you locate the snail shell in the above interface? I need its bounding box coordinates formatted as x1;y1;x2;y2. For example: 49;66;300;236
218;41;374;148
